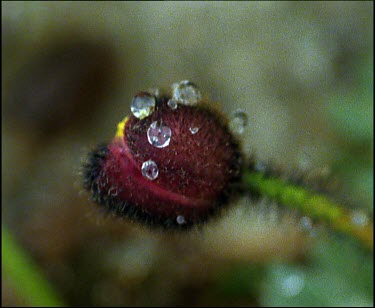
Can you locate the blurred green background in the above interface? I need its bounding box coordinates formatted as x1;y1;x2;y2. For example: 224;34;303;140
2;1;373;306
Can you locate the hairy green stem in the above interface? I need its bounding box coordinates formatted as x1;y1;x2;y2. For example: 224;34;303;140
243;169;373;250
2;225;65;307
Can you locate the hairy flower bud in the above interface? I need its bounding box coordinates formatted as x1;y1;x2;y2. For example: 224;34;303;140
83;81;243;228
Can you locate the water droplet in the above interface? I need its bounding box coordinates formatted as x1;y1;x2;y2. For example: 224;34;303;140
167;99;178;110
131;92;156;119
280;273;305;298
189;127;199;134
299;216;320;237
172;80;202;106
141;160;159;180
299;216;313;231
254;161;267;172
351;210;369;227
147;121;172;148
229;109;248;134
176;215;186;225
147;88;160;97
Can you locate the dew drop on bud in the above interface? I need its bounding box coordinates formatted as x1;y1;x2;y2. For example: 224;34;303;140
172;80;202;106
141;160;159;180
131;92;156;119
189;127;199;134
147;121;172;148
229;109;248;134
176;215;186;225
167;99;178;110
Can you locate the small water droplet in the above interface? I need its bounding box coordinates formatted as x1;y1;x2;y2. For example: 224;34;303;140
299;216;313;231
280;273;305;298
167;99;178;110
229;109;248;134
147;121;172;148
131;92;156;119
176;215;186;225
351;210;369;227
141;160;159;180
189;127;199;134
254;161;267;172
147;87;160;97
172;80;202;106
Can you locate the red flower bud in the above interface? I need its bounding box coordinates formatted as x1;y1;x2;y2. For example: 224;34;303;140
83;81;243;228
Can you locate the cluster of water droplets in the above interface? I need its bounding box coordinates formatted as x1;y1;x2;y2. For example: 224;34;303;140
142;120;172;180
131;82;203;181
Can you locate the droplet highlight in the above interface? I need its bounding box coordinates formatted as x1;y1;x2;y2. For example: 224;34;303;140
141;160;159;180
189;127;199;134
280;273;305;298
298;216;319;237
176;215;186;225
131;92;156;120
351;210;369;227
167;99;178;110
254;161;267;172
147;87;160;98
147;121;172;148
299;216;313;231
229;109;248;134
172;80;202;106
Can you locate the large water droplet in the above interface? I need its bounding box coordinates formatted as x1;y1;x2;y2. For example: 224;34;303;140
350;210;369;227
147;121;172;148
172;80;202;106
229;109;248;134
189;127;199;134
141;160;159;180
131;92;156;119
176;215;186;225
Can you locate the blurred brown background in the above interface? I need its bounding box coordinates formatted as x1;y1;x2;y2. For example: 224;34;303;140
2;2;373;306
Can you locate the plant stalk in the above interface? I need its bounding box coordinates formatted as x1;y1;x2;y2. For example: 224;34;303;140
242;168;373;250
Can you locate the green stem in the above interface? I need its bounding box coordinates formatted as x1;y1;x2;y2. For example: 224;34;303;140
243;169;373;250
2;225;65;307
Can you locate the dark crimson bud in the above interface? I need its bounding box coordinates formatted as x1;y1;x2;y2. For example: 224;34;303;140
83;81;243;228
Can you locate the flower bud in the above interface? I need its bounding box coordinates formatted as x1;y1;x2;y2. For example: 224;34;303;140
83;82;243;228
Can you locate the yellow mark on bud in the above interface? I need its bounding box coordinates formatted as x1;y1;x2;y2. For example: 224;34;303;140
115;117;129;138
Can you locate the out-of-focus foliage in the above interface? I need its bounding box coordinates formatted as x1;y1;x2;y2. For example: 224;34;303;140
261;234;373;307
325;56;373;206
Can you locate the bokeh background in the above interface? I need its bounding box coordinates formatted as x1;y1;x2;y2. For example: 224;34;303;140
2;1;373;306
